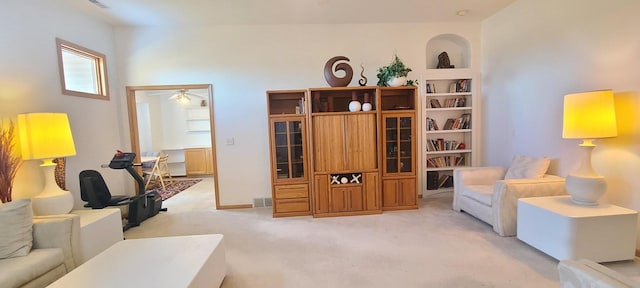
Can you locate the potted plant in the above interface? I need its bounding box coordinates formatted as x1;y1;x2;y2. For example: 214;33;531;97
0;121;22;203
376;54;412;87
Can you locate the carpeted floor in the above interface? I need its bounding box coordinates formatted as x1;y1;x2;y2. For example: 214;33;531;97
124;179;640;287
146;178;202;200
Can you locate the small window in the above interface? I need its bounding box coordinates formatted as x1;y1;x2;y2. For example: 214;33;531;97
56;38;109;100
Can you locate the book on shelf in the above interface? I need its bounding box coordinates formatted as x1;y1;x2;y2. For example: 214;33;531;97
426;117;439;131
443;118;455;130
429;99;442;108
456;79;471;93
436;174;454;188
443;97;466;108
297;97;306;114
426;83;437;94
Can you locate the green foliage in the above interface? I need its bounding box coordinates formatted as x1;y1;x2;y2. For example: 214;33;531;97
405;79;418;86
376;54;412;86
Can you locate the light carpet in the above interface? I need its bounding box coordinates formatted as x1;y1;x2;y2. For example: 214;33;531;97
124;179;640;287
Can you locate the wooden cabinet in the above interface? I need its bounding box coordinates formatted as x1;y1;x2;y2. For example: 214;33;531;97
313;172;379;216
185;148;213;175
267;86;417;217
311;114;377;172
380;87;417;210
267;90;311;217
273;184;310;215
331;186;364;212
382;178;417;209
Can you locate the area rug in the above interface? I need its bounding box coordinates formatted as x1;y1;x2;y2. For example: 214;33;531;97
147;179;202;200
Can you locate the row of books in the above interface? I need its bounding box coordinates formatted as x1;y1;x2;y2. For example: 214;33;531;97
426;138;464;151
425;79;472;94
426;114;471;131
428;97;466;108
426;155;465;168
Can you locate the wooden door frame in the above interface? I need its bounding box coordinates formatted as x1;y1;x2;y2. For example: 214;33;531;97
126;84;249;210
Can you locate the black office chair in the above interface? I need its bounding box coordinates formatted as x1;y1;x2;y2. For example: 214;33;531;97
79;170;131;209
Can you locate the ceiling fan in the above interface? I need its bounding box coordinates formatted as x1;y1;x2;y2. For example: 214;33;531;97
167;89;206;104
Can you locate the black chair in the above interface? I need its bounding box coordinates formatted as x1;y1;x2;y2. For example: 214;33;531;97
79;170;131;209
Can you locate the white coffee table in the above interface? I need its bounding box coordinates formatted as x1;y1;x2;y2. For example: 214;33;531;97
47;234;225;288
517;195;637;262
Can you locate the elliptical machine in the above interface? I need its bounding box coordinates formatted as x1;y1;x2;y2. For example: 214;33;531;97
79;150;166;231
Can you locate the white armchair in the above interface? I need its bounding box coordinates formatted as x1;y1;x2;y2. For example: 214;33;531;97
452;156;567;236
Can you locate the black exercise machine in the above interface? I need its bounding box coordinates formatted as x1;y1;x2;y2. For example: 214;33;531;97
79;151;166;231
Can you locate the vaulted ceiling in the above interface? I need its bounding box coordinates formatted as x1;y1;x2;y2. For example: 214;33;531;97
64;0;515;26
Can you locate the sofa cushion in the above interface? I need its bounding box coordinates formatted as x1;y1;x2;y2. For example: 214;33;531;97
0;248;65;288
504;155;550;179
461;184;493;206
0;199;33;259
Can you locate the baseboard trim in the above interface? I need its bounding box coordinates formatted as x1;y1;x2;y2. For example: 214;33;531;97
217;204;253;210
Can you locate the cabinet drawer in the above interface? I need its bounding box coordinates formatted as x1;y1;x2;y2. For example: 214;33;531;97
274;184;309;199
275;198;310;213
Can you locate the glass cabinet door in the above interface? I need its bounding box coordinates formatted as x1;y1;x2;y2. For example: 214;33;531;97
384;115;413;175
272;118;305;181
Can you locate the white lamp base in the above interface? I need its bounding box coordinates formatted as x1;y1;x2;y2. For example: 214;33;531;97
32;164;74;215
566;174;606;206
565;141;607;206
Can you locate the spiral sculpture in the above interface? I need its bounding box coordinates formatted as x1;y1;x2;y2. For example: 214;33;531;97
324;56;353;87
358;64;368;86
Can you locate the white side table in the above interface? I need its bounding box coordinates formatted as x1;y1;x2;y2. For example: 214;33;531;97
70;208;124;264
517;195;637;262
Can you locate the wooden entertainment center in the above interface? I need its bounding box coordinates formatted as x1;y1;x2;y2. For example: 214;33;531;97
267;86;417;217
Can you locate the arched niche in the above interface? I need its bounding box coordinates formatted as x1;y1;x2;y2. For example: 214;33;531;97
426;34;471;69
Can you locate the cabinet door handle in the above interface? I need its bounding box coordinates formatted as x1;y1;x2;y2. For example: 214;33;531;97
279;198;308;204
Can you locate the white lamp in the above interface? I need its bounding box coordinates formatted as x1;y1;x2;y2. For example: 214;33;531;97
18;113;76;215
562;90;617;206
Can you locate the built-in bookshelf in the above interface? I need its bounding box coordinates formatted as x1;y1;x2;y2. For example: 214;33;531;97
421;72;477;196
421;33;478;196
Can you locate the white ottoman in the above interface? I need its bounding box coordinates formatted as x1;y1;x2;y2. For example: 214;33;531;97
48;234;225;288
517;196;637;262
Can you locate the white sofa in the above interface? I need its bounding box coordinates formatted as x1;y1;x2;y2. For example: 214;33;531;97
558;259;639;288
453;159;566;236
0;209;81;288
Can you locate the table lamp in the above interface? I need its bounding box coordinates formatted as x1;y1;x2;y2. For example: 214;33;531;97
18;113;76;215
562;90;617;205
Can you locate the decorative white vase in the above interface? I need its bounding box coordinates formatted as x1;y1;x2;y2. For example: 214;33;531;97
361;92;372;111
387;77;407;87
349;100;361;112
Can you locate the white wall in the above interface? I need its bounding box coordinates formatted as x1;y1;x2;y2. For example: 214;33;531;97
0;1;131;207
114;23;481;205
482;0;640;245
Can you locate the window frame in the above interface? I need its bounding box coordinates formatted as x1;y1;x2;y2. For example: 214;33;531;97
56;38;110;100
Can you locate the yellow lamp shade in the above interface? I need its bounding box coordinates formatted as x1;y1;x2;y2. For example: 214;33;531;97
562;90;618;139
18;113;76;163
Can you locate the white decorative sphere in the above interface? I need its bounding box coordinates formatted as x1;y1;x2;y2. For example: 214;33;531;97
349;100;361;112
362;103;372;111
340;177;348;184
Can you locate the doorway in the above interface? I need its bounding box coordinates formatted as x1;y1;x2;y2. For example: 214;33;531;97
125;84;221;209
